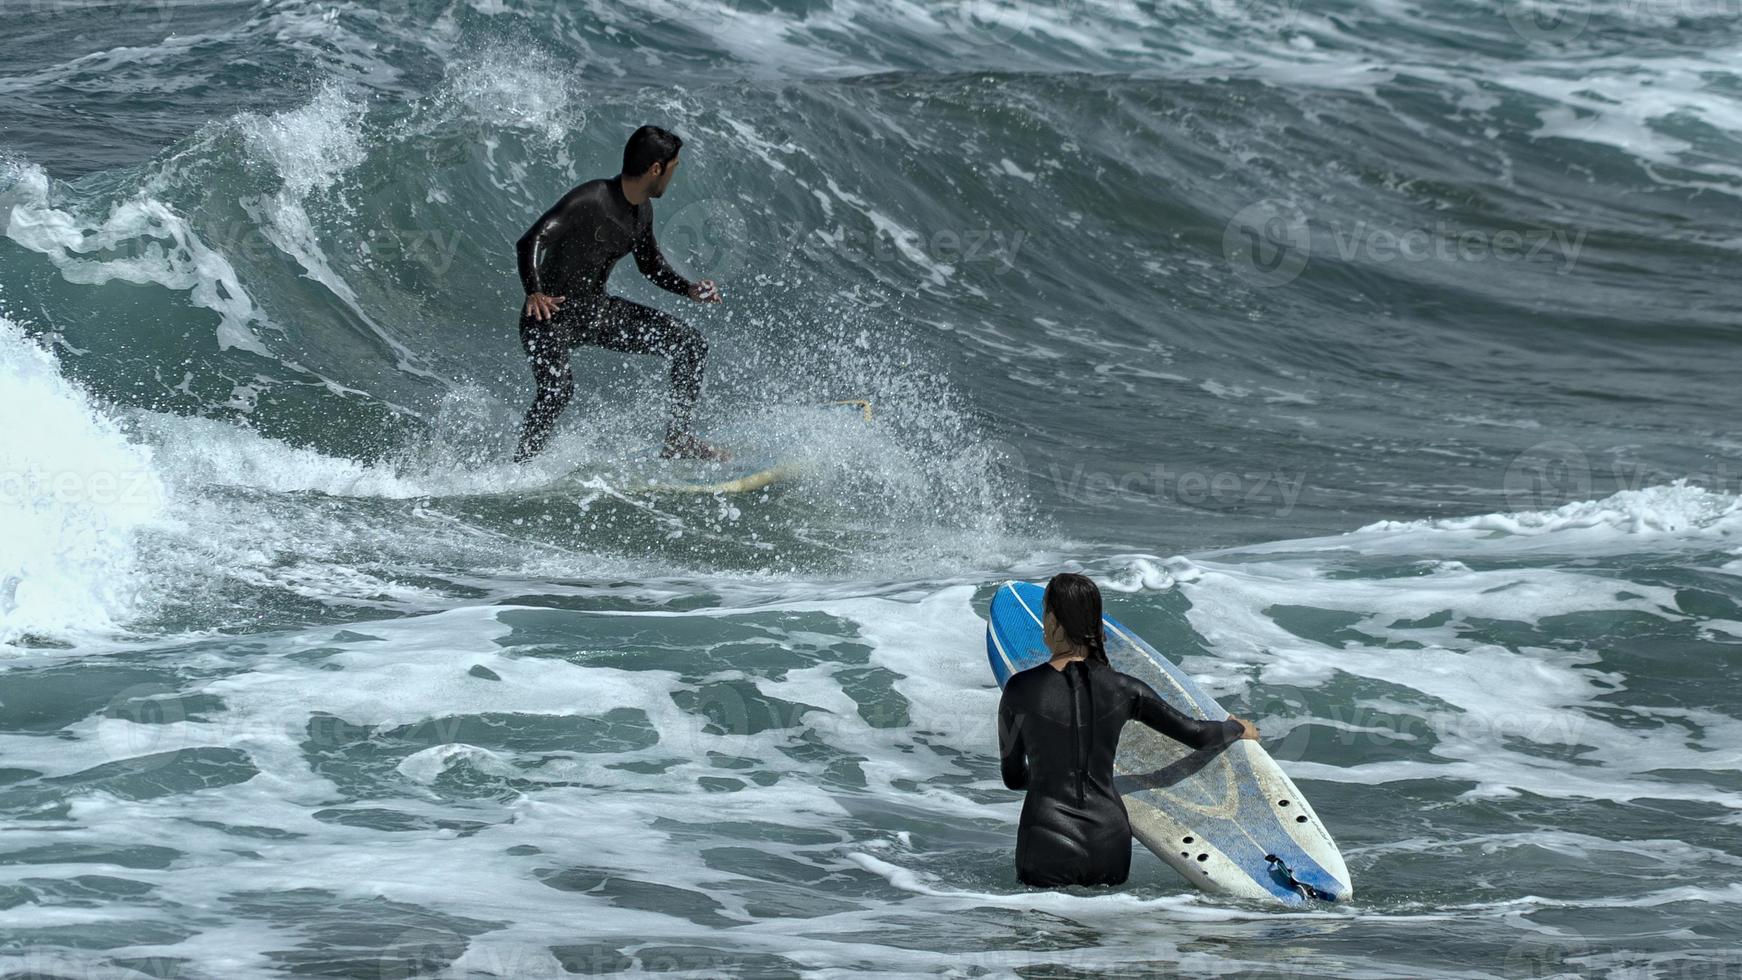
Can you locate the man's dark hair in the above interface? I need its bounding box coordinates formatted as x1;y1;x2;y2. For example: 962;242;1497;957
623;125;683;176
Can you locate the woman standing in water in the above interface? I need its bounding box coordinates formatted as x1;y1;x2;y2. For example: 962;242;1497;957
997;573;1260;888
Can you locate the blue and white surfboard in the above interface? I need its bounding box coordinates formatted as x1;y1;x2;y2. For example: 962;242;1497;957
987;580;1352;905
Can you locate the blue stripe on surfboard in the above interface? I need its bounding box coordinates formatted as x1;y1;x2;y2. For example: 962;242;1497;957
986;625;1017;682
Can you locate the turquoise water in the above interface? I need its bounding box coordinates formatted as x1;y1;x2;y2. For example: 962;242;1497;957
3;1;1741;976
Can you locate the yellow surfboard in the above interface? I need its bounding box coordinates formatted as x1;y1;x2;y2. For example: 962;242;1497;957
636;399;873;494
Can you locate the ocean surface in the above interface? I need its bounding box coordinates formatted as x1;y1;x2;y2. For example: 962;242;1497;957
3;0;1741;976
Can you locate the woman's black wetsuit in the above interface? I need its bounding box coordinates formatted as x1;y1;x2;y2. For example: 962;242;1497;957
997;658;1243;887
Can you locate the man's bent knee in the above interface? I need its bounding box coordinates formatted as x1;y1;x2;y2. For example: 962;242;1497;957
679;327;707;361
537;373;576;409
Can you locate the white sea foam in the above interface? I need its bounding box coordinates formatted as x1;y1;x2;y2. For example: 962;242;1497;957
1096;485;1742;810
1355;483;1742;546
0;314;166;643
2;161;267;355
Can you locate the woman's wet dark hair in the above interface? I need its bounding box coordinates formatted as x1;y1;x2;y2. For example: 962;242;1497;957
623;125;683;176
1043;572;1109;664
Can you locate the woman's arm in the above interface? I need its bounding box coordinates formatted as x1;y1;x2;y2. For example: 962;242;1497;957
997;684;1029;791
1122;673;1246;750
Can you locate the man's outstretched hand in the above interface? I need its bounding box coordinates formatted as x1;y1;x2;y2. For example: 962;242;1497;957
524;292;566;321
1229;716;1261;741
689;279;721;303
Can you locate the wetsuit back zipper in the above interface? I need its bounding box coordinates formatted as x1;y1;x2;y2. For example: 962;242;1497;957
1066;663;1087;807
1081;664;1093;807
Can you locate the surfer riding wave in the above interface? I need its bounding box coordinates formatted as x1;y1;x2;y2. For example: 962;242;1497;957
512;125;726;463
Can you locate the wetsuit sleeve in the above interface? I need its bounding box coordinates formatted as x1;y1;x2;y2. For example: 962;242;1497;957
633;220;694;297
1121;673;1243;751
997;683;1029;791
516;186;587;296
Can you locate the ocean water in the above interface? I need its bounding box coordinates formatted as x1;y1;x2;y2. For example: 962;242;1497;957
3;0;1741;976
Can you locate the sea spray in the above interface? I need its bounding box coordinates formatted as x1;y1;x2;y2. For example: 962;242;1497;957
0;313;166;643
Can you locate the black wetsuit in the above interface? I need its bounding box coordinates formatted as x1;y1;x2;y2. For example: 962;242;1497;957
997;659;1244;888
513;176;702;461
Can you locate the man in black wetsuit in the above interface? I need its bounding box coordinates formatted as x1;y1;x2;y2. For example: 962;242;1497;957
513;125;725;462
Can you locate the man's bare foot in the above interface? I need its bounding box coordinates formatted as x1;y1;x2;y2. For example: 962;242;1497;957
662;432;730;461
